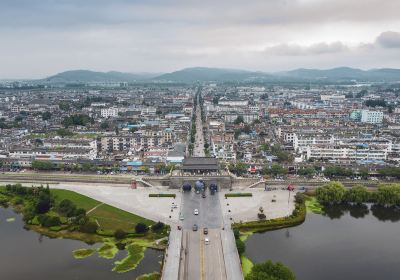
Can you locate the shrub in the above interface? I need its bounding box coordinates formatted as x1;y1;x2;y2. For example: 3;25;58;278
233;228;240;240
79;221;98;234
149;194;176;198
114;229;127;240
152;221;165;232
225;193;253;198
236;239;246;255
135;223;149;234
38;215;61;227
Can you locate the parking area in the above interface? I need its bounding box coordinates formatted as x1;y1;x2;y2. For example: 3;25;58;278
219;189;296;223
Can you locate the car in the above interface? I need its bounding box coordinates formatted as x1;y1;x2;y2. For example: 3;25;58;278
179;213;184;220
204;237;210;245
194;209;199;215
202;193;206;198
192;224;198;231
203;227;208;234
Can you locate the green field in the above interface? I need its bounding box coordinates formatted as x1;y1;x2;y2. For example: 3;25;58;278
51;189;154;232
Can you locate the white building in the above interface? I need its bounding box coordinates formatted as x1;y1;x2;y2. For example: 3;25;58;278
101;107;119;118
360;110;383;124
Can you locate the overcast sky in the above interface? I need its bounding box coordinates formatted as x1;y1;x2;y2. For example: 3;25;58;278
1;0;400;79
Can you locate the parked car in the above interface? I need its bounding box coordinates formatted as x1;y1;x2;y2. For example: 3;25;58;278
203;227;208;234
204;237;210;245
194;209;199;215
193;224;198;231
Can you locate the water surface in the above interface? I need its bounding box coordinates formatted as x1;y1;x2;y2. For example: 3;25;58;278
245;204;400;280
0;207;162;280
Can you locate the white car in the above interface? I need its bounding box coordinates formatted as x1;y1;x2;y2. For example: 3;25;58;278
204;237;210;245
194;209;199;215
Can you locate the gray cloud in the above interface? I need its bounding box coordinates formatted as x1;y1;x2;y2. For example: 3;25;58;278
0;1;400;78
376;31;400;48
266;42;348;56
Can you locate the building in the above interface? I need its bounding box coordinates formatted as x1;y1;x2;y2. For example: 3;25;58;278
361;110;383;124
101;107;119;118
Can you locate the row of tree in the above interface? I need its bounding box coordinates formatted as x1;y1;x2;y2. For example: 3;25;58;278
316;182;400;207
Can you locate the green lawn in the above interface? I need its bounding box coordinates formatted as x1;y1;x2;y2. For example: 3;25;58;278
241;255;254;276
51;189;154;232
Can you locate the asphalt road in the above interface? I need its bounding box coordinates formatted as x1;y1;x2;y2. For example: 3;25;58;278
181;189;222;229
193;100;205;157
180;189;227;280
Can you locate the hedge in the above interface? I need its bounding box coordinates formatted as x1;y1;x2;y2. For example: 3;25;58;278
225;193;253;198
149;194;176;198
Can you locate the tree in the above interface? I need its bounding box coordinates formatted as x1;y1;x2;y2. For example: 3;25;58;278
246;260;296;280
63;114;93;128
152;221;165;232
100;121;110;129
229;162;247;176
315;181;346;204
234;116;244;125
365;99;387;107
135;223;149;233
323;166;353;178
358;168;369;179
56;128;74;137
375;184;400;207
298;167;315;178
32;160;55;171
59;101;71;111
57;199;77;217
41;111;52;121
344;185;369;204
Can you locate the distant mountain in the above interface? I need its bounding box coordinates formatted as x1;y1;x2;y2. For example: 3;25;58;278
39;67;400;84
153;67;271;82
45;70;161;83
279;67;400;82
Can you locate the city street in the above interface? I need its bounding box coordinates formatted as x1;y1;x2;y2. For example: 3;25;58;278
180;189;227;280
193;95;206;157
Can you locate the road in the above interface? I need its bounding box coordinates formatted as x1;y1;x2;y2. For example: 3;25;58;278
193;94;206;157
180;189;228;280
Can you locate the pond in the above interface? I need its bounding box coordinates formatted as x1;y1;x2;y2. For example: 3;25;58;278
0;207;163;280
245;204;400;280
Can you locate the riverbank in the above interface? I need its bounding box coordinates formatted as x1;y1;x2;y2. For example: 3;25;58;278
232;193;306;233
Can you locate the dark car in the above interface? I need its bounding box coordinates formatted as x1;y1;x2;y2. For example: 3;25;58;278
192;224;198;231
203;227;208;234
202;193;206;198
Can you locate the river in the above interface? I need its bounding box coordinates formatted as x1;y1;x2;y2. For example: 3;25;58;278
0;207;162;280
245;204;400;280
